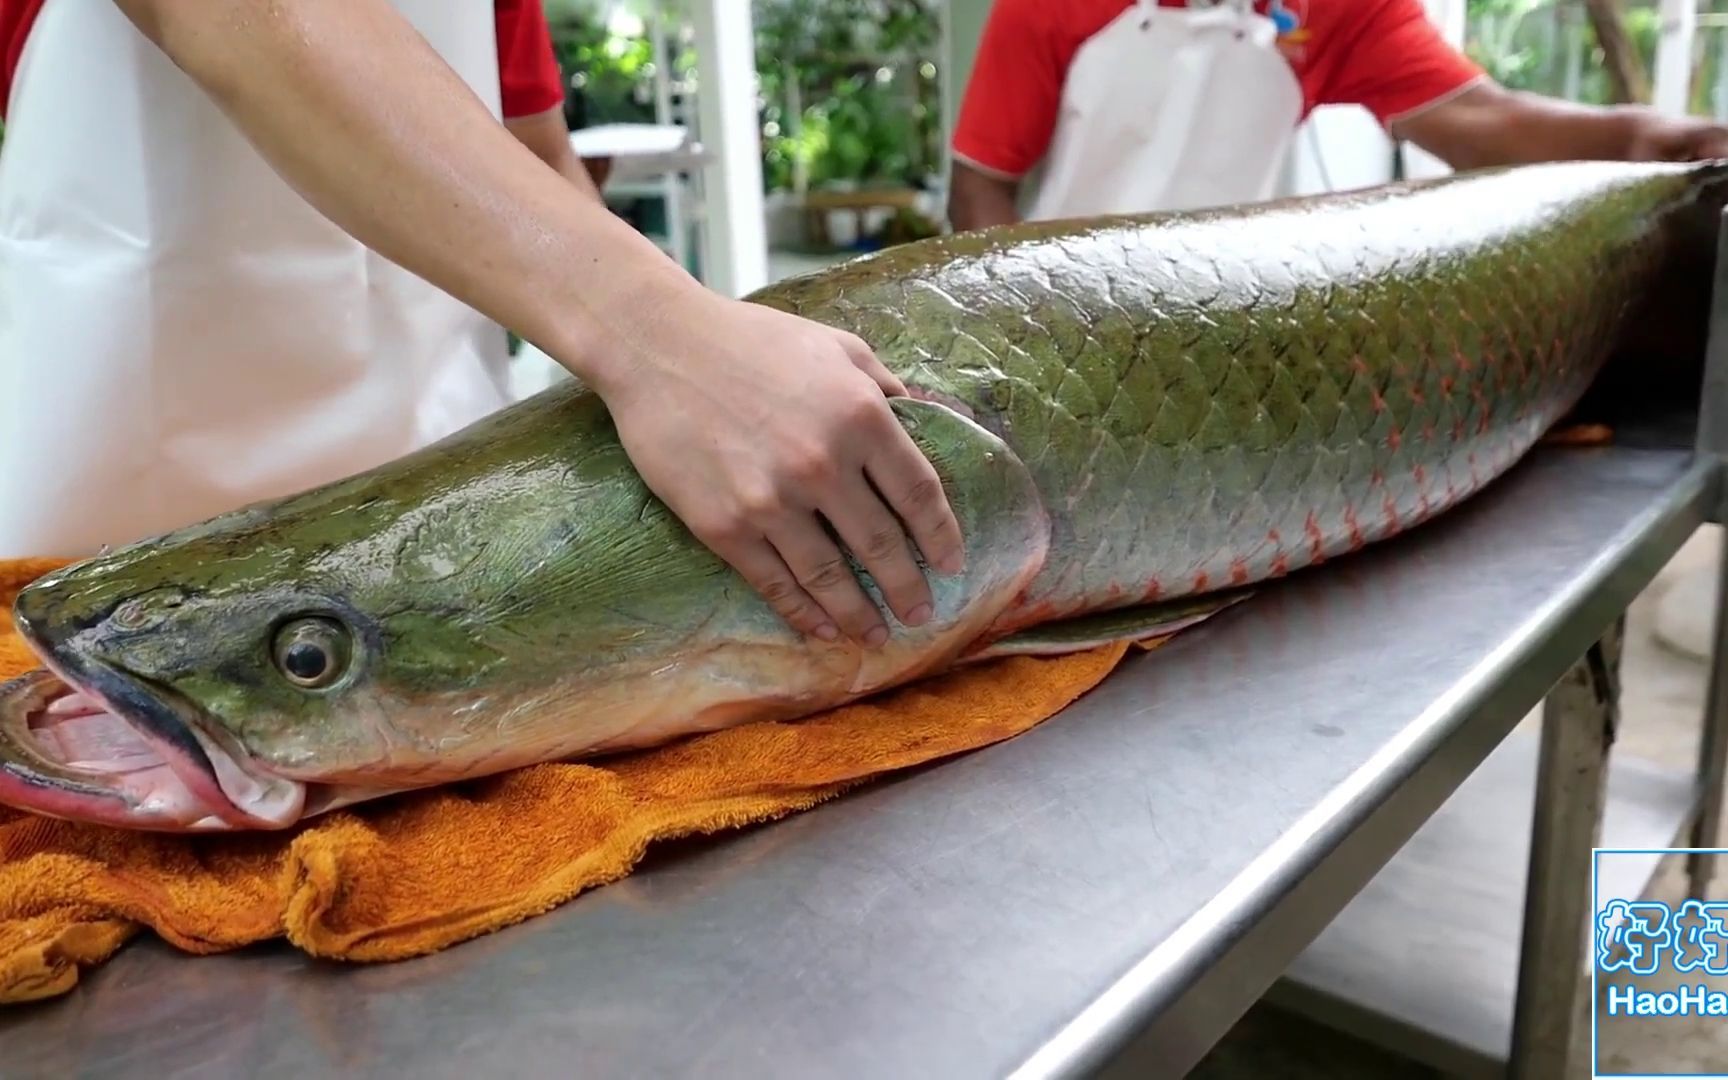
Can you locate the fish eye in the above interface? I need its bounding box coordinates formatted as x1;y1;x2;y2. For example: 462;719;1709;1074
271;617;353;690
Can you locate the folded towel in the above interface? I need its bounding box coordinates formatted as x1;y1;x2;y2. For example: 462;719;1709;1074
0;556;1142;1005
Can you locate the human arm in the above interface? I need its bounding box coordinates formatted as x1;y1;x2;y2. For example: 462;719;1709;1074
111;0;964;646
1319;0;1728;169
944;0;1064;232
504;103;605;201
1392;81;1728;170
948;160;1023;231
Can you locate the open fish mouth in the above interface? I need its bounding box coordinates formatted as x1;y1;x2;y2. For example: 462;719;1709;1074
0;651;307;832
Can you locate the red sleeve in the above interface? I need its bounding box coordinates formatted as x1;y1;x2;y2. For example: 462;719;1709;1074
950;0;1069;179
1315;0;1485;123
495;0;566;119
0;0;45;119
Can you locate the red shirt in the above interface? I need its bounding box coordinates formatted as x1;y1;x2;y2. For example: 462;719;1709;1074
953;0;1485;179
0;0;565;120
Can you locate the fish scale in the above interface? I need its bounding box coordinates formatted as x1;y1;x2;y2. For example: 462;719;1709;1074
754;160;1714;625
2;160;1726;833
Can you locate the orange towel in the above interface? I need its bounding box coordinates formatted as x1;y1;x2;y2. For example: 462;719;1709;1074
0;556;1144;1005
1541;422;1615;447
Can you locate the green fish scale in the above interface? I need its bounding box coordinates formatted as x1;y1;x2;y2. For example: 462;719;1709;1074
750;163;1707;623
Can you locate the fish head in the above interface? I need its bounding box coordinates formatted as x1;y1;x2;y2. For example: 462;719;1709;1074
0;521;410;832
0;393;1051;833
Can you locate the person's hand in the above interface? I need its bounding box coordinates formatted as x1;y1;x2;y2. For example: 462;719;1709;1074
601;293;967;647
1629;114;1728;162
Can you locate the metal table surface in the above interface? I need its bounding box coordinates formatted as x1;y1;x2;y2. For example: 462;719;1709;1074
0;444;1715;1080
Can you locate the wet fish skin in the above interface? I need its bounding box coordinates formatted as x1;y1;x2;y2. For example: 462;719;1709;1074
1;159;1723;831
3;389;1050;828
754;159;1719;625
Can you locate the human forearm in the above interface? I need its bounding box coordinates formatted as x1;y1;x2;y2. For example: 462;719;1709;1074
114;0;696;397
504;105;607;202
947;161;1023;232
1395;83;1728;170
114;0;970;648
1396;87;1635;169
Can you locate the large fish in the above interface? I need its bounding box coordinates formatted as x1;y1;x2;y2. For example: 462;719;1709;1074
1;160;1723;832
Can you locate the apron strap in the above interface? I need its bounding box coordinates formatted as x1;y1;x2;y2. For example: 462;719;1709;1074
1134;0;1266;24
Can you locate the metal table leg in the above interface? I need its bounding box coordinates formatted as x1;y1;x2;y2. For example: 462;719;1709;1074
1509;620;1623;1080
1690;203;1728;896
1689;533;1728;897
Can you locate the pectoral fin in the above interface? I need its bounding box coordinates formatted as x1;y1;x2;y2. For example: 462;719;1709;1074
966;591;1251;661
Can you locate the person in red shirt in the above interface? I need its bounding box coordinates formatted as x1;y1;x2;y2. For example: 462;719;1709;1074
0;0;961;653
949;0;1728;229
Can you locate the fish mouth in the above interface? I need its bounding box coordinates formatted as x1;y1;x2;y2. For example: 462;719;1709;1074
0;645;307;832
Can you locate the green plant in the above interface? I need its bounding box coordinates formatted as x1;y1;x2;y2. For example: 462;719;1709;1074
1688;2;1728;118
1463;0;1660;104
1464;0;1557;88
754;0;941;191
547;1;942;194
547;7;694;127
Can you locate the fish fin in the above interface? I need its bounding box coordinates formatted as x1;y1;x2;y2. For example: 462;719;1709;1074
966;591;1251;661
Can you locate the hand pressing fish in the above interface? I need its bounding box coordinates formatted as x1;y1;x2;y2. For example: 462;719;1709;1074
2;159;1722;832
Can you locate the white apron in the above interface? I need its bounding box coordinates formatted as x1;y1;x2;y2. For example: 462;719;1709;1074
1026;0;1304;221
0;0;515;558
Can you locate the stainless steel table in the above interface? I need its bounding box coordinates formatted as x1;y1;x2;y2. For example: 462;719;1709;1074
2;442;1719;1080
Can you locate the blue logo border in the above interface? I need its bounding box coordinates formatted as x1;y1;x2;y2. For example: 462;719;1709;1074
1593;847;1728;1079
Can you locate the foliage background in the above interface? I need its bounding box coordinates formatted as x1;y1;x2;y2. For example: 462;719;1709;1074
1464;0;1728;117
545;0;943;193
545;0;1728;194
